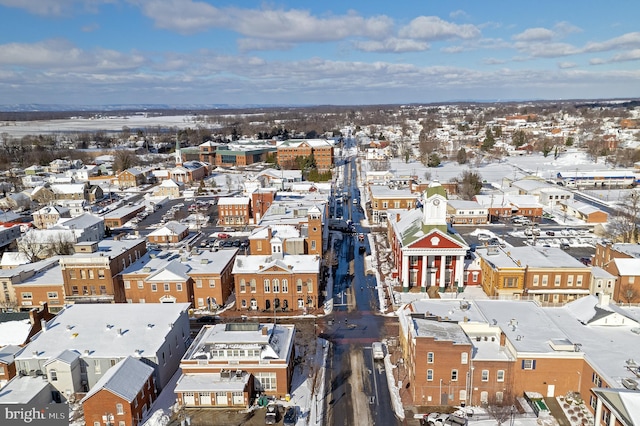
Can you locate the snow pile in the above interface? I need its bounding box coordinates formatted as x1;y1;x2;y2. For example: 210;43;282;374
141;410;170;426
0;319;31;346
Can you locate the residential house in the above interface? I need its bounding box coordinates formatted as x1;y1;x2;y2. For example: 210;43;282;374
59;239;147;304
187;249;237;310
153;178;183;198
117;167;146;188
387;182;469;294
0;345;21;388
0;224;22;249
12;259;66;313
147;221;189;245
474;194;513;222
176;323;295;406
589;266;617;299
592;242;640;304
446;200;488;225
32;205;71;229
51;183;90;202
122;252;193;304
81;356;156;426
250;189;276;224
0;192;31;211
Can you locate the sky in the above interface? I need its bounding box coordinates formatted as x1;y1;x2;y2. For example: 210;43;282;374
1;0;640;107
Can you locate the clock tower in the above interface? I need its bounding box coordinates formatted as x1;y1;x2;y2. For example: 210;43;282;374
422;181;447;226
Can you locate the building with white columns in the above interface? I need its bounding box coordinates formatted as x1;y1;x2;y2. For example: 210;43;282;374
388;182;469;293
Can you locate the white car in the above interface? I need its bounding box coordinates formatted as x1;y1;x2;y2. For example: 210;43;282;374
477;233;491;241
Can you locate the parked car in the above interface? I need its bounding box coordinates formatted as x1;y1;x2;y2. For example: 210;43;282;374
545;230;555;236
358;233;365;242
283;407;297;426
196;315;216;324
477;233;491;241
217;233;231;239
265;404;280;425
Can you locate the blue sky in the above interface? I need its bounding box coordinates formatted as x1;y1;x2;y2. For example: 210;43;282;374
1;0;639;106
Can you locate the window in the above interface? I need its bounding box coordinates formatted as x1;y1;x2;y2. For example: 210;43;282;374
151;284;157;292
94;360;101;374
427;369;433;381
497;370;505;382
264;279;271;293
255;372;277;391
209;279;215;288
567;275;574;287
47;292;58;299
630;276;636;284
273;279;280;293
240;279;246;293
176;283;182;291
164;283;170;291
592;373;602;387
307;280;313;293
196;280;202;288
298;298;304;308
461;352;468;365
542;275;548;286
532;275;539;286
116;403;124;415
282;279;288;293
503;277;517;288
410;256;418;266
124;281;130;289
311;240;316;250
89;270;94;279
522;359;536;370
481;370;489;382
22;292;32;299
297;279;303;293
98;270;105;279
427;352;434;364
451;369;458;381
250;279;256;293
576;275;583;287
496;391;504;404
49;369;57;381
554;275;561;286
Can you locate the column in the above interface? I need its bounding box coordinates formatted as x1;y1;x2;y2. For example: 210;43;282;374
439;255;446;292
594;398;602;426
421;255;428;293
455;255;464;291
402;255;409;293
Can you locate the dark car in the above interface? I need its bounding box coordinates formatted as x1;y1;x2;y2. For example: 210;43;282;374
232;240;241;247
283;407;297;426
546;230;555;236
359;246;366;254
265;404;280;425
196;316;216;324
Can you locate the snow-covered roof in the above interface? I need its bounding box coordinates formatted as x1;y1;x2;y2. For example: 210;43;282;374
175;372;249;392
232;254;319;275
50;183;86;194
611;244;640;259
43;349;80;366
478;245;586;269
16;303;190;361
81;356;154;403
250;225;300;240
57;213;103;229
35;205;70;215
614;258;640;276
0;318;31;346
148;221;188;237
561;199;602;215
104;204;143;219
0;375;51;403
218;197;251;206
447;200;486;210
369;186;416;198
0;251;30;268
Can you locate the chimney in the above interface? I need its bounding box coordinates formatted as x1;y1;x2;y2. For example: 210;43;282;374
598;293;610;307
396;213;401;222
40;319;47;332
262;326;268;336
84;350;90;356
117;328;123;336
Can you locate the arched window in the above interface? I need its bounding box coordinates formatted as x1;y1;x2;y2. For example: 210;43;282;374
239;279;246;293
273;279;280;293
264;279;271;293
250;279;257;293
265;300;271;310
282;279;288;293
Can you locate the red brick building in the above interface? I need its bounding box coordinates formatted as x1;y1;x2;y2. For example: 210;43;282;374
82;356;156;426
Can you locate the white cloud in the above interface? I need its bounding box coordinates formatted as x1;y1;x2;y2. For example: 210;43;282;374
557;61;578;69
353;38;429;53
398;16;480;41
554;21;582;35
133;0;394;41
514;41;579;58
237;39;294;52
441;46;465;54
590;49;640;64
583;32;640;52
512;27;555;42
0;0;114;16
449;10;470;20
483;58;506;65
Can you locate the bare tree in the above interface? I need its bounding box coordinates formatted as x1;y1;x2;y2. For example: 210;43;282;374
17;231;49;262
112;149;138;172
484;391;517;425
454;170;483;200
48;233;75;256
607;190;640;243
369;159;390;171
619;283;639;304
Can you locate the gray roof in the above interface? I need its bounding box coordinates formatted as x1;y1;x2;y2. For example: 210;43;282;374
81;356;154;403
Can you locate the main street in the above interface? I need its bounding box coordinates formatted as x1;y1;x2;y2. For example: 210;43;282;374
321;143;401;426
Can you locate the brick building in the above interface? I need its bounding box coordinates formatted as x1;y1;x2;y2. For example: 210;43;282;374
147;221;189;245
276;139;334;172
176;323;295;406
368;186;417;224
217;197;251;227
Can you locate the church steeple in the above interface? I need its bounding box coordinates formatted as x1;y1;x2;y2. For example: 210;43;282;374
175;136;183;166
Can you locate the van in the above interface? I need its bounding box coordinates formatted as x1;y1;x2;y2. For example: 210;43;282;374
372;342;384;360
